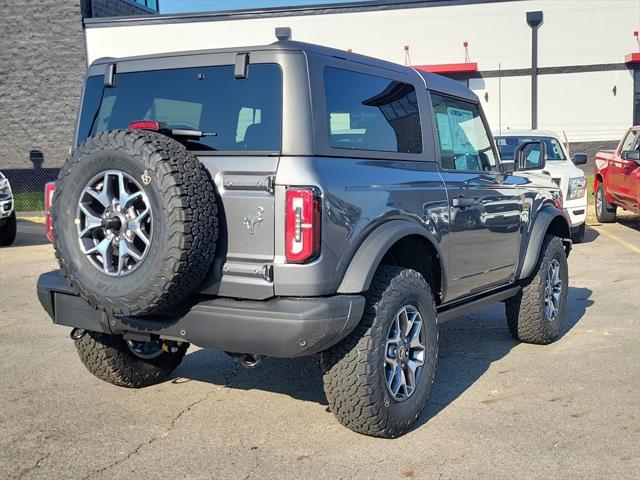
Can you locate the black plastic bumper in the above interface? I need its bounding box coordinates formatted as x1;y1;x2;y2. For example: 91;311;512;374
37;270;365;358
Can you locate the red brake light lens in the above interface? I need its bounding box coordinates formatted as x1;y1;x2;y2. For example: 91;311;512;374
285;188;321;263
44;182;56;242
129;120;161;131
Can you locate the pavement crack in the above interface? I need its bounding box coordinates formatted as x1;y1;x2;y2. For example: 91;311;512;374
16;451;51;480
242;441;260;480
82;363;240;479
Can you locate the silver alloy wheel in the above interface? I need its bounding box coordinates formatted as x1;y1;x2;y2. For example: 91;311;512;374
596;187;602;214
384;305;426;401
544;258;563;322
76;170;152;277
126;339;164;360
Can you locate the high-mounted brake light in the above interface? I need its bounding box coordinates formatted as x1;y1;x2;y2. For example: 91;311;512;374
129;120;163;131
285;187;321;263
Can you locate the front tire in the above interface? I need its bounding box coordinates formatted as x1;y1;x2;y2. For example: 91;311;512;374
0;212;17;246
506;235;568;344
320;266;438;438
75;331;188;388
595;184;616;223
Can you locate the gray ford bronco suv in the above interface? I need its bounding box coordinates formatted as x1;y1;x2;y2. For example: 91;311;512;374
38;32;572;438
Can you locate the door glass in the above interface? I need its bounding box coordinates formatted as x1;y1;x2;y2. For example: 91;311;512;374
621;131;638;152
430;93;497;172
634;70;640;126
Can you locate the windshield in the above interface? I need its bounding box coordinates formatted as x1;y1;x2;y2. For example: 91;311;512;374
77;64;282;152
495;136;566;161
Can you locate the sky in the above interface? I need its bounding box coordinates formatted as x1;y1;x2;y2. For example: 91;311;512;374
160;0;349;14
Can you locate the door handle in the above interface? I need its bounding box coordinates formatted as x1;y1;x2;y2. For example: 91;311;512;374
452;197;475;208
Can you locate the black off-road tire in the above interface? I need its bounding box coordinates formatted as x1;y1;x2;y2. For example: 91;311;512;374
0;211;17;246
320;266;438;438
52;130;218;316
505;235;568;344
571;222;585;244
75;331;188;388
595;183;616;223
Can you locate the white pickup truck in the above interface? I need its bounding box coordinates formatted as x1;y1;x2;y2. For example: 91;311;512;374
0;172;17;246
495;131;588;243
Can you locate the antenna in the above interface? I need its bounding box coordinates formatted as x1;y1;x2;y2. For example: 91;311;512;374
404;45;411;66
275;27;292;41
464;41;470;63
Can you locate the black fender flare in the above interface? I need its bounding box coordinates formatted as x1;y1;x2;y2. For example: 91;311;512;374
517;206;571;280
337;220;446;294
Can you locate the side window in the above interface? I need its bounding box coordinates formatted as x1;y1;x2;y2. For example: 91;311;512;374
430;93;497;172
621;131;638;152
323;67;422;154
236;107;262;143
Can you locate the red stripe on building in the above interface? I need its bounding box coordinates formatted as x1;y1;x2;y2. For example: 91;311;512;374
625;52;640;64
414;62;478;74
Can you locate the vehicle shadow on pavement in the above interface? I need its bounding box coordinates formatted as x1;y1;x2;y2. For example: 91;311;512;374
11;220;50;247
178;349;328;405
616;215;640;232
580;226;599;243
175;287;593;420
414;286;593;431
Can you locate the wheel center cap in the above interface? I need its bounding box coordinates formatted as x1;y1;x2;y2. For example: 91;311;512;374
102;215;123;232
398;346;407;361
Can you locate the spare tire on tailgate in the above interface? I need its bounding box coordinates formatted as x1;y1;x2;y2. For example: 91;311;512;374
52;129;218;316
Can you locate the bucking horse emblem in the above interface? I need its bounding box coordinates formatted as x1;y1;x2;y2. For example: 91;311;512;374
243;207;264;235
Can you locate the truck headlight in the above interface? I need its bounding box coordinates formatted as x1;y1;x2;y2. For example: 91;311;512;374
567;177;586;200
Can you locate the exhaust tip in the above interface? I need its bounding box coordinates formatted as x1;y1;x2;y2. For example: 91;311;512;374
240;353;263;369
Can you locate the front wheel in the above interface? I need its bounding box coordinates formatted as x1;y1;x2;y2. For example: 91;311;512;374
74;331;188;388
506;235;568;344
595;184;616;223
320;266;438;438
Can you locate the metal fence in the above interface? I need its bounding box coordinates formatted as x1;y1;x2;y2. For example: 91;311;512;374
3;167;60;218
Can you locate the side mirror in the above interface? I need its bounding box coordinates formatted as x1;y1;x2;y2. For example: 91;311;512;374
514;140;546;171
571;153;588;165
621;150;640;162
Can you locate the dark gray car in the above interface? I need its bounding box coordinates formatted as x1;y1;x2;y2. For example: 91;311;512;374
37;34;572;438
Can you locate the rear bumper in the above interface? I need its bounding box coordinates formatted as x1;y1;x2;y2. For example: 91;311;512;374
37;270;365;358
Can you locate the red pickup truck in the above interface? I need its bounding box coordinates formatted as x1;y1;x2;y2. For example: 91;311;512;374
594;126;640;222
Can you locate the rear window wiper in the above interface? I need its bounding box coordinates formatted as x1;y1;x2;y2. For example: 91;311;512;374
129;121;217;139
170;128;218;139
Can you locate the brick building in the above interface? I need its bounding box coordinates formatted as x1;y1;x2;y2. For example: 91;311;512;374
0;0;158;199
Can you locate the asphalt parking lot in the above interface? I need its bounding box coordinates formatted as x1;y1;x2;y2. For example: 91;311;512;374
1;217;639;480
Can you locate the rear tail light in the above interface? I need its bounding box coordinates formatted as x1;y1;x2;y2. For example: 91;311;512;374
285;187;321;263
44;182;56;242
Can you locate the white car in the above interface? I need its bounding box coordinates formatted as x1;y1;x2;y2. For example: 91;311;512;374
0;172;17;246
495;130;588;243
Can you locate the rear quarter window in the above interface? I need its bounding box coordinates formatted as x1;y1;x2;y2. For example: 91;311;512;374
323;67;422;154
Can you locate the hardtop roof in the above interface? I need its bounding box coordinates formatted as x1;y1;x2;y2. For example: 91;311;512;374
91;40;478;102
